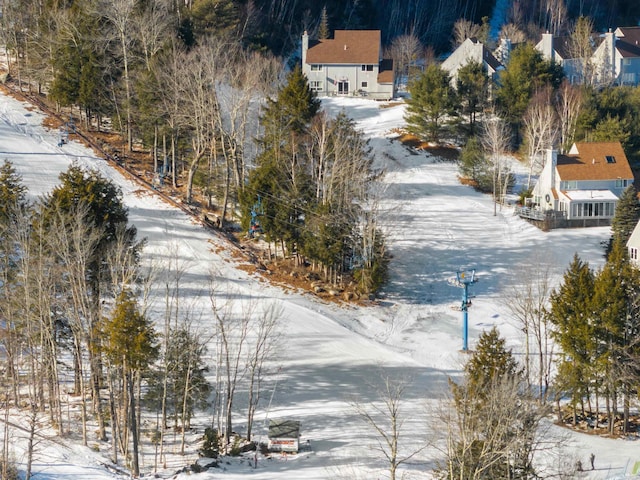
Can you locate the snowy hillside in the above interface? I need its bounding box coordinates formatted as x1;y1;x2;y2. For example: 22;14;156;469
2;90;639;479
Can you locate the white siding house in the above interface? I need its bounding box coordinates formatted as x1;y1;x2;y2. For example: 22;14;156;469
529;142;633;227
592;27;640;85
535;32;595;84
627;221;640;267
441;37;503;86
301;30;395;100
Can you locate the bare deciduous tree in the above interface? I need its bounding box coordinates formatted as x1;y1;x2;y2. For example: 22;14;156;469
245;302;281;441
504;251;556;401
209;278;250;447
100;0;137;152
452;18;482;47
352;373;425;480
523;87;559;189
388;33;423;87
567;16;595;85
555;80;583;153
481;117;511;215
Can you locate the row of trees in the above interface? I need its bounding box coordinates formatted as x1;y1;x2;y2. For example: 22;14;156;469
549;192;640;433
241;68;387;292
1;2;386;291
0;162;282;478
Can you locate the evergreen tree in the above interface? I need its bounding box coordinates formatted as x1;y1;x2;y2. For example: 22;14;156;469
495;44;564;142
592;114;631;147
146;326;210;430
459;136;489;189
549;254;596;422
462;326;521;397
0;160;27;225
446;327;541;480
243;67;319;253
611;184;640;248
103;289;158;478
260;66;321;144
591;241;640;433
405;64;457;142
318;6;330;39
188;0;240;39
456;60;488;134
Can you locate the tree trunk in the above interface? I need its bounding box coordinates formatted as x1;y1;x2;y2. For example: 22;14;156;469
128;372;140;477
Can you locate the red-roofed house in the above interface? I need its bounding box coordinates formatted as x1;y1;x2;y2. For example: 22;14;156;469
592;27;640;85
301;30;395;100
529;142;634;227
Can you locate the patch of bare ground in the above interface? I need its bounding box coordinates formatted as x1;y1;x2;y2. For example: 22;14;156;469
232;238;367;304
390;128;460;160
558;408;640;438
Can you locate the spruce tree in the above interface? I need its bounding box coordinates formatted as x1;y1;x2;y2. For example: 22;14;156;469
549;254;596;421
592;241;640;433
260;66;321;143
463;326;520;396
459;136;489;189
456;60;488;134
318;6;330;40
611;184;640;247
404;64;457;142
0;160;27;225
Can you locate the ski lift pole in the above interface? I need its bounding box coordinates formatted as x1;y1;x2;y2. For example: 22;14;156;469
453;269;477;352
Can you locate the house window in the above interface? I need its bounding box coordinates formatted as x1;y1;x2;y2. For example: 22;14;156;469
631;247;638;260
622;72;636;84
606;155;616;163
361;81;368;88
310;81;322;91
623;58;631;65
564;181;577;190
310;64;322;71
361;64;374;71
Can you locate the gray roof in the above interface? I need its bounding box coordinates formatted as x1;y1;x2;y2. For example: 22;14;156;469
268;420;301;439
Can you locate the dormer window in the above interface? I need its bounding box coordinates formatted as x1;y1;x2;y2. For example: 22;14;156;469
606;155;616;163
361;65;374;71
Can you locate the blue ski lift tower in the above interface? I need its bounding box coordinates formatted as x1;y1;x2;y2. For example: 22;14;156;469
449;268;477;352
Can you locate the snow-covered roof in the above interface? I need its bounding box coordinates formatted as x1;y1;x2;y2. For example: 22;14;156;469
562;190;619;201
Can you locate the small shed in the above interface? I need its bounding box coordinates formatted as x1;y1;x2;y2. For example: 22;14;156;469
267;420;301;453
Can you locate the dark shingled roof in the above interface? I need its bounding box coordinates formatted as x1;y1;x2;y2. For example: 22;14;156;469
616;27;640;58
268;420;301;439
377;58;394;84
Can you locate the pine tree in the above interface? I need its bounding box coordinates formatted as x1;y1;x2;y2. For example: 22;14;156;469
446;327;541;480
591;241;640;433
0;160;27;225
243;67;319;253
318;6;330;40
463;326;521;396
495;43;564;141
103;289;158;477
611;184;640;247
260;66;320;144
459;136;489;189
456;61;488;134
549;254;596;422
404;64;457;142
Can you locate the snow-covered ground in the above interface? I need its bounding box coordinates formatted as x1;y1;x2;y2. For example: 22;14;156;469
2;91;639;479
